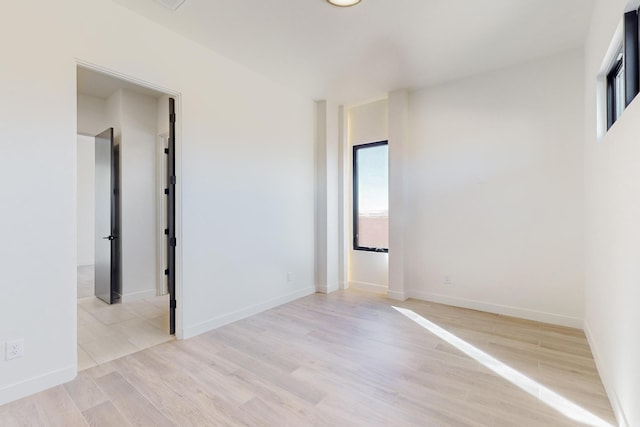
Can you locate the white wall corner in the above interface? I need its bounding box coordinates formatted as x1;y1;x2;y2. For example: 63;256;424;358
387;89;409;299
314;100;340;295
387;289;408;301
583;320;630;427
317;283;340;294
315;100;328;292
338;105;349;291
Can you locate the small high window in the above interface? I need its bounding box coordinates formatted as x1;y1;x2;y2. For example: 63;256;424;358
606;10;639;130
607;50;624;129
353;141;388;252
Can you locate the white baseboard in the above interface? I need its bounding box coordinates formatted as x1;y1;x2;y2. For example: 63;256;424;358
407;290;583;328
317;283;339;294
349;281;388;294
0;365;76;407
183;286;316;339
121;289;157;303
387;289;408;301
583;320;629;427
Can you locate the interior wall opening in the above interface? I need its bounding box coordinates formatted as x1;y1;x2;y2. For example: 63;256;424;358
345;98;390;294
76;65;178;370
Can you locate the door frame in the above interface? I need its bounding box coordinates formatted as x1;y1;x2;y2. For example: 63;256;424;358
75;59;184;341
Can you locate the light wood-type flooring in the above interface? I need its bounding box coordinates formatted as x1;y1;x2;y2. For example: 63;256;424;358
1;290;616;426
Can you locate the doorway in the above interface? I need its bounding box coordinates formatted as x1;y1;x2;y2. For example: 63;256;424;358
75;65;180;370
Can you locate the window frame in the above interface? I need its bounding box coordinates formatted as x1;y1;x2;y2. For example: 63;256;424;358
607;51;624;130
352;140;389;253
606;10;639;131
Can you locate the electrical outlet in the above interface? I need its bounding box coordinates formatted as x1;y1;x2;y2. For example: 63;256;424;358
287;272;294;282
6;339;24;360
444;275;452;285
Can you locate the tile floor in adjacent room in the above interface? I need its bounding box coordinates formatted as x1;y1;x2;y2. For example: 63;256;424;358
77;265;174;370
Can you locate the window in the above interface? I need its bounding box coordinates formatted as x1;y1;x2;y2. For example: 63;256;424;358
353;141;388;252
607;50;624;129
606;10;639;130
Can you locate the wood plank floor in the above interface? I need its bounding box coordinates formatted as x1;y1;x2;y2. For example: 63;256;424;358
0;290;616;426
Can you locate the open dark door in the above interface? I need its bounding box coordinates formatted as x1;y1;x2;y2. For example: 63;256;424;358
95;128;121;304
166;98;177;334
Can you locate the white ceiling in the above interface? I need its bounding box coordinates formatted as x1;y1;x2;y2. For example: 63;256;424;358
111;0;594;103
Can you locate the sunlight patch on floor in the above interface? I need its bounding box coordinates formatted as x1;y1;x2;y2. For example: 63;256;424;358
392;306;613;427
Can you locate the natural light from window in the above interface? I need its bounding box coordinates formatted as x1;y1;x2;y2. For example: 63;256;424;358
392;306;613;427
354;142;388;250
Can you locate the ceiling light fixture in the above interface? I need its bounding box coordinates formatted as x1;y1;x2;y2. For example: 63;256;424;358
326;0;361;7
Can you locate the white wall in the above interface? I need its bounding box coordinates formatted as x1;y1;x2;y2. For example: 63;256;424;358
80;87;163;299
0;0;315;405
76;92;119;270
156;95;171;295
315;100;340;294
584;1;640;425
76;135;95;266
77;93;108;268
347;99;389;291
406;50;586;327
77;93;108;136
157;94;170;136
387;90;409;300
118;89;158;302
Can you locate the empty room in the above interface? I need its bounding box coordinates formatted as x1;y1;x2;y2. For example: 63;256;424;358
0;0;638;426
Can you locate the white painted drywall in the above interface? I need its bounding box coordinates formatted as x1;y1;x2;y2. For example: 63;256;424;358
118;89;158;302
387;90;409;301
315;100;340;293
156;95;171;295
76;93;109;268
347;99;389;291
584;1;640;425
338;106;349;289
406;50;586;327
82;88;158;301
77;94;109;136
0;0;315;405
76;135;95;266
157;95;170;136
106;90;123;153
